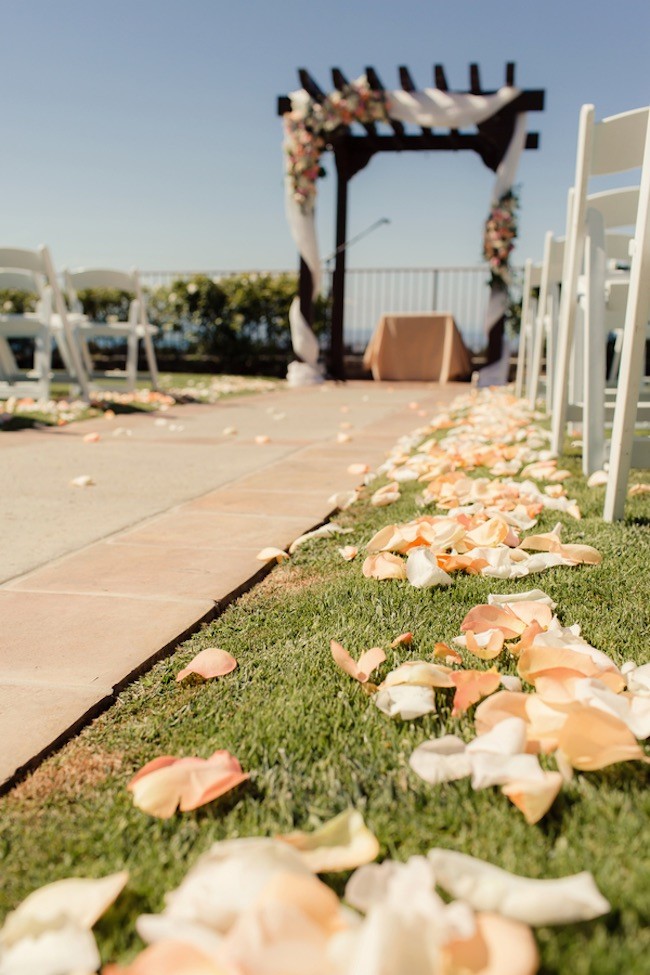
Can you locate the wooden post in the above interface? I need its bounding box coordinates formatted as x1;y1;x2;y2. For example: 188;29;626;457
297;258;313;361
330;155;349;380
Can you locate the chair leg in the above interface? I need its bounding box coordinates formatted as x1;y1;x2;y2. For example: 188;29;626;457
126;332;138;393
142;330;160;390
582;210;607;476
604;297;650;521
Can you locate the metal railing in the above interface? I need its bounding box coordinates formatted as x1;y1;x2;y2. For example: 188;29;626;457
141;265;519;354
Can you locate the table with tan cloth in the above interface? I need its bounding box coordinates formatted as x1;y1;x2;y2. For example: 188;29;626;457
363;312;472;382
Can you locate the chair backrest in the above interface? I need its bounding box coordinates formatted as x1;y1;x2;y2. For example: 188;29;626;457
64;267;148;324
0;270;42;295
551;106;650;454
0;245;90;399
65;268;137;294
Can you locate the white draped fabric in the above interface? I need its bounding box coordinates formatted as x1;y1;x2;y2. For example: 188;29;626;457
283;84;526;383
477;111;529;387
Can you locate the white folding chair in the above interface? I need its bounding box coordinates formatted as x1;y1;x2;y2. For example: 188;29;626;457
550;106;650;480
0;246;90;402
64;267;160;392
514;258;541;399
604;110;650;520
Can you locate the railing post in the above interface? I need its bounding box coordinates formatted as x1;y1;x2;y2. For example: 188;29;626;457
431;268;439;311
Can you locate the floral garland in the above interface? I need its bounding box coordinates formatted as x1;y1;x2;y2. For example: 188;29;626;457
483;190;518;286
284;76;389;213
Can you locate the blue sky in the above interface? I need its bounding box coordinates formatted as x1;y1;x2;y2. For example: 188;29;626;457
1;0;648;273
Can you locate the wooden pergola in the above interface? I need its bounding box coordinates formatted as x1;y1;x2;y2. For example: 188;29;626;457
278;62;545;378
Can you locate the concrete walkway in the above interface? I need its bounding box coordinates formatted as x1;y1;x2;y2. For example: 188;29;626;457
0;381;463;789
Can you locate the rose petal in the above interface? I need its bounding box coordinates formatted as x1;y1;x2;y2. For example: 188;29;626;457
390;632;413;647
374;684;437;720
451;670;501;716
465;629;505;661
409;735;473;785
406;549;453;588
128;750;249;818
362;553;407;580
277;808;380;872
433;642;463;665
70;475;94;487
0;925;101;975
338;545;358;561
371;482;401;506
444;912;539;975
289;523;352;554
330;640;385;683
103;940;226;974
557;706;650;770
176;648;237;683
428;849;610;925
502;771;563;824
0;872;128;947
587;470;608;487
83;432;100;443
256;547;290;563
461;605;526;640
488;589;555;608
383;661;454;689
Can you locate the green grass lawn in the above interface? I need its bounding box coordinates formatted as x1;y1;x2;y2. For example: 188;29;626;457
0;429;648;971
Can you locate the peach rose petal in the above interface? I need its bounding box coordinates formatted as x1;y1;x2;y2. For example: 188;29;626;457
557;707;650;770
433;642;463;665
427;849;610;925
451;670;502;717
465;629;505;661
587;470;609;488
289;522;352;554
331;640;385;683
444;912;539;975
502;771;563;824
0;872;128;948
176;648;237;683
128;750;249;818
254;434;270;444
507;601;553;630
347;462;370;476
474;691;532;737
461;605;526;639
83;432;101;443
390;631;413;648
383;660;454;689
103;941;227;974
464;517;510;548
70;474;94;488
256;546;290;563
277;808;379;872
517;645;617;686
371;482;401;506
362;552;407;580
629;482;650;496
338;545;358;561
438;552;490;575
